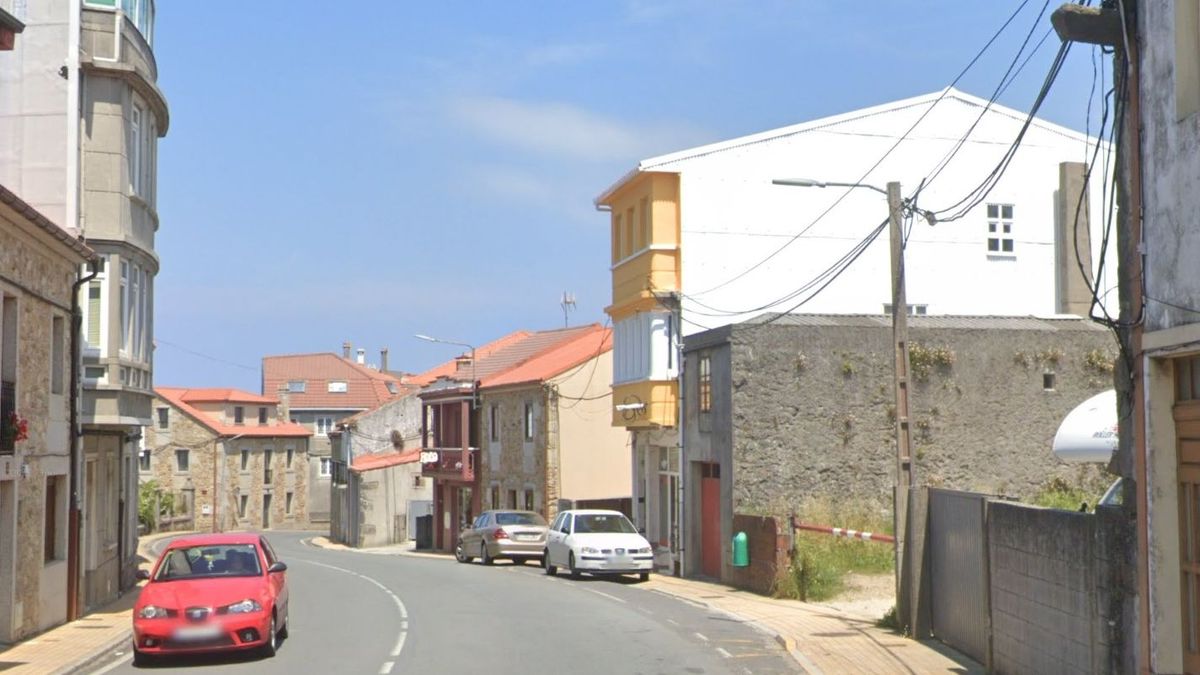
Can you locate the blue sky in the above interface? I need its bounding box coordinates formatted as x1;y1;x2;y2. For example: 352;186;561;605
151;1;1109;392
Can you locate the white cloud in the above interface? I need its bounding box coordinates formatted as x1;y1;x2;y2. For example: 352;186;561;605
448;96;709;162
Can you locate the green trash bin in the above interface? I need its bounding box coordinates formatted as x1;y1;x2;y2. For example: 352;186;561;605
732;531;749;567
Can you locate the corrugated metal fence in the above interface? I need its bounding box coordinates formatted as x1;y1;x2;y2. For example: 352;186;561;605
928;488;991;665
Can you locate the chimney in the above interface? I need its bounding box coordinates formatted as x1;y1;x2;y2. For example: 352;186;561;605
276;384;291;422
356;348;366;365
380;347;389;373
342;341;352;359
455;355;473;373
1055;161;1095;316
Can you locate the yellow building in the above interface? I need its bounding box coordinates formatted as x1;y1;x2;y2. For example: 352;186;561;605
595;171;683;575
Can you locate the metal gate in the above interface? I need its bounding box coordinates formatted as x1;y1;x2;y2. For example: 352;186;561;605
928;488;990;664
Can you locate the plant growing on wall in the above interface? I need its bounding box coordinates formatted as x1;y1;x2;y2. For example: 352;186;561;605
1036;348;1064;367
1083;348;1117;375
0;411;27;446
1013;351;1030;368
908;343;955;381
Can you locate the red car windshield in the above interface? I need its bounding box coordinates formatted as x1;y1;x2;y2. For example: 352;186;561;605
154;543;262;581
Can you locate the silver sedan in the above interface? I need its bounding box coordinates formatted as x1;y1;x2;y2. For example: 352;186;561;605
456;510;548;565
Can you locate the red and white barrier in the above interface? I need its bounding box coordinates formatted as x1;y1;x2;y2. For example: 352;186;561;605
791;520;895;544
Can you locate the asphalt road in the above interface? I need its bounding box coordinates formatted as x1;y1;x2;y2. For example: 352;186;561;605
89;531;798;675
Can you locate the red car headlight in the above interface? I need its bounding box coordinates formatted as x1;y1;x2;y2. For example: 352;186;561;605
137;605;170;619
220;599;262;614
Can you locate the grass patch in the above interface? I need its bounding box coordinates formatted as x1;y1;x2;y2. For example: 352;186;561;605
876;605;899;631
775;501;895;602
1032;476;1105;513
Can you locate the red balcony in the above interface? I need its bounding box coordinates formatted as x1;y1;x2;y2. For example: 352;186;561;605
419;447;477;481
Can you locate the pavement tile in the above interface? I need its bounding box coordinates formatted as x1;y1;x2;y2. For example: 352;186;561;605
0;530;191;675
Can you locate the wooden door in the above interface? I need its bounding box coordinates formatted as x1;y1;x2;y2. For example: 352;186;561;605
700;463;721;578
1176;356;1200;673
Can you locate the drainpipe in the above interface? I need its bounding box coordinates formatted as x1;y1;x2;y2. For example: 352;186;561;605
211;433;245;532
68;258;99;621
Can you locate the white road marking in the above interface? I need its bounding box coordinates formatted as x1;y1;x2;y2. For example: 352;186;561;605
294;557;409;666
584;588;627;604
694;632;709;642
88;655;129;675
379;661;394;674
666;618;679;626
716;647;733;658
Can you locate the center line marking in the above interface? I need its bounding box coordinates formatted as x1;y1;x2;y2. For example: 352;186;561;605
716;647;733;658
294;557;409;662
380;661;394;674
584;588;627;604
694;632;709;642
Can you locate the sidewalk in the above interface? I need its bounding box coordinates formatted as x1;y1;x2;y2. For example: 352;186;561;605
0;530;188;675
311;537;983;675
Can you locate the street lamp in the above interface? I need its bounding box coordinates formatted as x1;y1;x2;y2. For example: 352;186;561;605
772;176;918;633
414;334;477;409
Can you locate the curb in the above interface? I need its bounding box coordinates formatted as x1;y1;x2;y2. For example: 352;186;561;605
59;628;131;675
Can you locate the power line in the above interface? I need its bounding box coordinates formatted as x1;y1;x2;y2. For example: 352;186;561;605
156;338;258;372
688;0;1037;299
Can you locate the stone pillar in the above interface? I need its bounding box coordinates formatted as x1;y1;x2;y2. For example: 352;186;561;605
1056;161;1095;316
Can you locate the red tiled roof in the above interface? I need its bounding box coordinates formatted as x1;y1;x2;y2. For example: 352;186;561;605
155;387;312;438
408;331;532;386
261;353;407;410
413;325;605;391
176;388;276;405
351;449;422;472
481;327;611;389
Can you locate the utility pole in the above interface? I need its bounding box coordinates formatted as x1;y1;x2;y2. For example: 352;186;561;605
888;181;915;632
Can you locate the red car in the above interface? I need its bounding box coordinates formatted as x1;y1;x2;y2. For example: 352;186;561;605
132;532;290;665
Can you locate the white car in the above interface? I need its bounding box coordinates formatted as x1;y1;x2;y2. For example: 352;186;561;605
543;509;653;582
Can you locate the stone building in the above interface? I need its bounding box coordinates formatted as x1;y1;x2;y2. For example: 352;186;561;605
477;326;628;519
143;388;313;532
0;0;169;612
680;314;1116;581
329;391;431;547
262;345;406;526
0;185;92;642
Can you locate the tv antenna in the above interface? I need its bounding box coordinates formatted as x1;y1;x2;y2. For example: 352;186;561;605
560;292;576;327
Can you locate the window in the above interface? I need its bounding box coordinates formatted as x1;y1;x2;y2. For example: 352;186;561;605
175;448;189;472
129;105;143;195
612;213;622;263
263;449;273;483
86;281;101;346
507;489;517;509
327;381;347;393
285;492;293;515
233;406;244;425
45;477;59;562
624;207;634;258
286;447;294;467
51;316;64;395
240;449;250;471
490;485;500;509
387;382;399;394
138;449;150;472
258;407;268;424
986;204;1015;254
883;304;928;316
639;197;649;249
316;417;334;434
156;407;168;429
85;366;106;381
490;405;499;442
119;261;129;352
1043;372;1057;391
698;355;712;413
319;457;332;477
287;380;306;393
238;495;248;519
523;490;534;512
524;403;533;440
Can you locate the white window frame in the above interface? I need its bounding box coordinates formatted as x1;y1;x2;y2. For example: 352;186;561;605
119;261;129;355
287;380;306;393
319;457;332;477
327;381;348;393
129;104;143;196
986;203;1015;255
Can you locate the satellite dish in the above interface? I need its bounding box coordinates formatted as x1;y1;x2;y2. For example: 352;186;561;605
1052;389;1118;463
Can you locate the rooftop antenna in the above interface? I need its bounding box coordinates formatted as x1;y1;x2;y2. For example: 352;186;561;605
560;292;576;327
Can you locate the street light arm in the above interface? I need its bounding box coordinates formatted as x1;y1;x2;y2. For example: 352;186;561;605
772;178;887;196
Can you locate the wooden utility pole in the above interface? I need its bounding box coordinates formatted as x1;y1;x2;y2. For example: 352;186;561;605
888;181;915;631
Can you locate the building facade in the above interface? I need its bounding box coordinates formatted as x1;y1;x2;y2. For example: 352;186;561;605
329;391;429;547
595;88;1114;576
0;185;92;642
143;388;312;532
477;327;629;520
681;315;1115;581
262;345;406;526
0;0;168;611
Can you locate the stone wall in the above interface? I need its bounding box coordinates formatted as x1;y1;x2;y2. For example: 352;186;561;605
480;387;548;516
725;319;1117;516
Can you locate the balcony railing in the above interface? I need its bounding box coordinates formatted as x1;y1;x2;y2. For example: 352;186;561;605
0;381;13;455
420;447;477;481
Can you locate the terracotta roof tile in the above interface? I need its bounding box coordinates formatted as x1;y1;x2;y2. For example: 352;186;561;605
351;449;422;472
481;327;611;388
261;353;407;410
155;387;312;438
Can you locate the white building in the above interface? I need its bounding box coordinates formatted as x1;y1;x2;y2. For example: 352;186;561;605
595;88;1115;576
